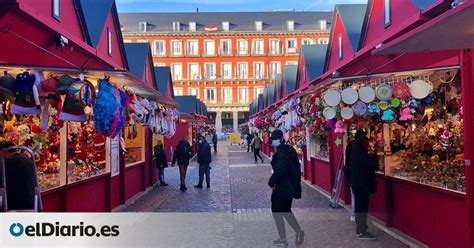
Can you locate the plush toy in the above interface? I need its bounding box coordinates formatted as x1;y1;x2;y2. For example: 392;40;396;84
17;124;32;145
11;72;41;115
381;109;396;122
440;130;453;150
334;120;346;134
399;107;414;121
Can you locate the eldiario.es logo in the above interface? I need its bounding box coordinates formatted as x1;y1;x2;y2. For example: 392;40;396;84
9;222;119;238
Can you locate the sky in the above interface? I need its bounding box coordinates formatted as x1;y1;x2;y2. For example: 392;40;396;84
116;0;368;13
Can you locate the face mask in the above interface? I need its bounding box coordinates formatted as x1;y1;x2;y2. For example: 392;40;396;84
199;140;203;144
271;139;281;147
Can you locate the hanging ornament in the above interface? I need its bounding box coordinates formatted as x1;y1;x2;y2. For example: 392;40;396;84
335;137;342;147
334;120;346;134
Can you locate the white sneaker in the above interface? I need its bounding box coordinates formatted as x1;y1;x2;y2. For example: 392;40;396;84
350;216;356;222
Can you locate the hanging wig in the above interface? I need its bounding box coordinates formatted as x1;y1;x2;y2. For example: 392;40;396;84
93;79;119;137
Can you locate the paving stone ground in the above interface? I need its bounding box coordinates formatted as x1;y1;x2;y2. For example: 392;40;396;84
120;142;407;248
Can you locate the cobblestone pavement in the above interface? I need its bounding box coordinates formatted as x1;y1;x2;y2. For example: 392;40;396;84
120;142;407;248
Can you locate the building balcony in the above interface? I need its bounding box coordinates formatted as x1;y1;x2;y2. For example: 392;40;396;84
203;99;251;107
172;75;271;83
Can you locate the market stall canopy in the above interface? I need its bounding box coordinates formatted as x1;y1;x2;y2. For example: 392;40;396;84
375;1;474;55
275;74;283;100
175;95;204;118
284;64;298;96
124;43;153;82
267;83;276;106
336;4;367;53
154;67;175;99
258;94;264;112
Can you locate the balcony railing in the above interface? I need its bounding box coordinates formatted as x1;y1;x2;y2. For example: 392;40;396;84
203;99;251;106
153;49;299;58
172;74;272;82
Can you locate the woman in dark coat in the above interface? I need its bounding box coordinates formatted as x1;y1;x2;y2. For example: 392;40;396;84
348;132;379;240
154;140;168;186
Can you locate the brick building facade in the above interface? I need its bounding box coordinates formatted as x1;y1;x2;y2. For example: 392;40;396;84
119;11;331;133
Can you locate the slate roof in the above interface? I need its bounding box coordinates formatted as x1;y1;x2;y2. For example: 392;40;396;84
275;74;283;100
300;44;328;81
119;11;333;33
267;83;275;105
284;64;298;95
336;4;367;52
175;96;198;114
124;43;150;79
75;0;115;48
154;67;174;98
258;94;264;111
263;88;268;108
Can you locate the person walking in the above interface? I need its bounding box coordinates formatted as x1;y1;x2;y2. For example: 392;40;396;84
172;136;192;192
195;135;212;188
347;130;379;240
212;131;218;153
250;133;264;164
246;132;254;152
268;130;305;247
154;140;168;186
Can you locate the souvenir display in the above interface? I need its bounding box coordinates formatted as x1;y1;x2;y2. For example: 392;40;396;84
323;107;336;120
93;78;123;138
358;86;376;103
391;98;401;108
340;107;354;120
352;101;367;116
11;71;41;115
375;84;393;100
410;79;433;99
59;79;95;122
393;82;411;99
323;89;341;107
341;87;358;105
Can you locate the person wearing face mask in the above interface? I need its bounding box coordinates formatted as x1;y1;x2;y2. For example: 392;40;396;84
195;135;212;188
268;130;304;247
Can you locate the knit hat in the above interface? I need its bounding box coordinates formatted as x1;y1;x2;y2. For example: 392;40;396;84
40;77;59;99
0;72;14;101
56;74;74;95
11;72;41;115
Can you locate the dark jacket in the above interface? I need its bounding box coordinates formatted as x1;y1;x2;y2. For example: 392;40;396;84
212;134;218;144
5;153;37;210
154;145;168;169
349;151;379;195
172;140;192;166
197;140;212;164
246;134;254;144
268;144;302;201
344;141;353;186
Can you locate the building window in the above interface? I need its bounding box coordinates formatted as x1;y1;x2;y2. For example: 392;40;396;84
237;40;248;55
286;39;297;54
153;40;165;56
252;40;264;55
253;62;264;80
318;38;329;44
188;88;199;97
270;62;280;80
221;63;232;80
171;41;182;56
287;20;295;31
188;63;200;80
255;21;263;31
52;0;60;21
319;20;327;30
204;63;216;80
173;21;180;32
171;64;182;80
222;21;229;31
254;87;264;98
139;22;147;32
189;22;196;32
238;88;249;103
107;28;112;56
338;34;343;60
238;63;248;79
222;88;233;103
187;40;198;56
204;40;215;56
270;40;281;55
220;40;231;55
302;39;314;45
205;88;216;102
384;0;391;27
174;88;183;96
